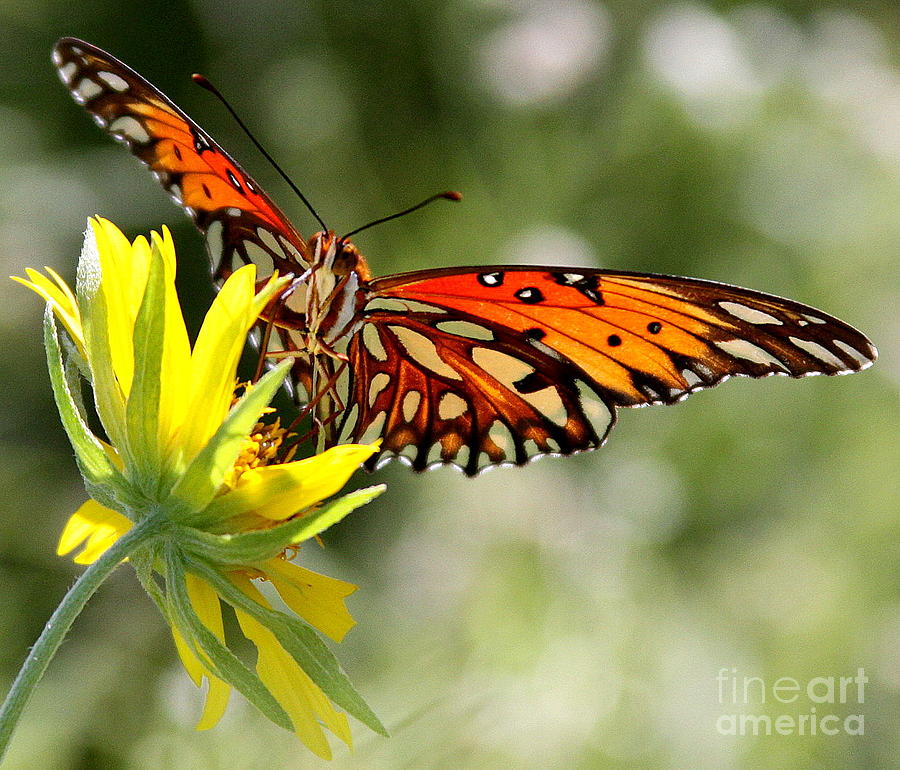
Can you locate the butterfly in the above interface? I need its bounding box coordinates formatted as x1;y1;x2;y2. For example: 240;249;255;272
53;37;877;476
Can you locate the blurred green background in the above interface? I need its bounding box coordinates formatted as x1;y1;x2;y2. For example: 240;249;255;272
0;1;897;768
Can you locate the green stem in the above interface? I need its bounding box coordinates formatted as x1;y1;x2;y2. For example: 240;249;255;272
0;516;163;760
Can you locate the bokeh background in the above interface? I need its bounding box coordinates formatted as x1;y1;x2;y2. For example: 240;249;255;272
0;1;897;768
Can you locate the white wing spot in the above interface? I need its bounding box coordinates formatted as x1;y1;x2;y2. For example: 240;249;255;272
715;339;786;369
367;297;410;313
358;411;387;444
74;78;102;102
96;71;129;92
523;439;541;457
225;207;242;217
368;372;391;406
362;324;388;362
788;337;846;369
803;314;826;324
109;116;150;144
435;320;494;341
257;228;281;254
522;386;568;426
487;420;515;456
338;404;359;443
205;221;224;267
455;445;470;469
832;340;872;368
719;301;783;325
58;61;77;84
402;390;421;422
471;347;533;388
426;442;444;465
438;391;468;420
278;236;304;262
243;241;271;271
682;368;702;387
575;381;613;437
389;326;461;380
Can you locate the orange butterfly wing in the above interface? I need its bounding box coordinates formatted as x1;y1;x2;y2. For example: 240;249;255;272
336;267;876;474
53;37;309;282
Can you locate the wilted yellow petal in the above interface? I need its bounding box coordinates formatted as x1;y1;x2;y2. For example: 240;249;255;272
57;499;132;561
265;558;357;642
208;443;377;523
232;575;352;758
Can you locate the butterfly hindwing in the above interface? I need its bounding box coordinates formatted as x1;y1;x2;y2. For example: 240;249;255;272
53;37;309;283
337;307;615;475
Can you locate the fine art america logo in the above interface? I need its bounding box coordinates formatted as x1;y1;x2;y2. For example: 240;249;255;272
716;668;867;736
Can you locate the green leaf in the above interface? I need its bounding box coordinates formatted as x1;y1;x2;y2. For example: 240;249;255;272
177;485;386;565
43;307;122;491
164;547;294;732
185;555;389;737
169;360;292;519
125;240;166;491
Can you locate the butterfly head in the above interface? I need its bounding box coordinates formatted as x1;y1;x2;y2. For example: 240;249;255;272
308;231;372;282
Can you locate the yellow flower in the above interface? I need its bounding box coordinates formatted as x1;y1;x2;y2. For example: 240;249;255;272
14;218;386;759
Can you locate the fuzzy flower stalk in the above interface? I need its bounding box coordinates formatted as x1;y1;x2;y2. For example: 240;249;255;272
3;218;387;760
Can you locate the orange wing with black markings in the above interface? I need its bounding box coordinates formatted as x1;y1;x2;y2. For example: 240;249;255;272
336;267;876;474
53;37;309;282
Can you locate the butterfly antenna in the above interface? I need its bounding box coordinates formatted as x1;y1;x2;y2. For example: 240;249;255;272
341;191;462;240
191;73;328;232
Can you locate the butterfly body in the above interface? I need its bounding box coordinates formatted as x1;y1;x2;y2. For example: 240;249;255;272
53;38;877;476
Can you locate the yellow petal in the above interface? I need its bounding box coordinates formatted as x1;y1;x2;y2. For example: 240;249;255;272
232;575;352;758
12;269;84;354
208;443;377;523
178;265;258;463
57;499;132;562
264;558;357;642
89;218;142;398
183;573;231;730
152;227;192;460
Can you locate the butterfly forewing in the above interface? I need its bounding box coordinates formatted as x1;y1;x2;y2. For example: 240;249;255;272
369;267;876;404
53;37;309;283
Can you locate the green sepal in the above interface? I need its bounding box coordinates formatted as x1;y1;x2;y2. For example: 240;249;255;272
164;547;294;732
168;360;292;520
178;485;386;565
185;555;389;738
125;239;166;492
44;307;123;493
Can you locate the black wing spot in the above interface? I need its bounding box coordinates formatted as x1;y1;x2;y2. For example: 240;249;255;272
226;168;243;192
513;371;550;394
191;127;212;154
647;322;662;334
551;272;603;304
607;334;622;347
524;327;546;341
173;145;182;161
201;182;212;199
515;287;544;304
478;272;505;287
